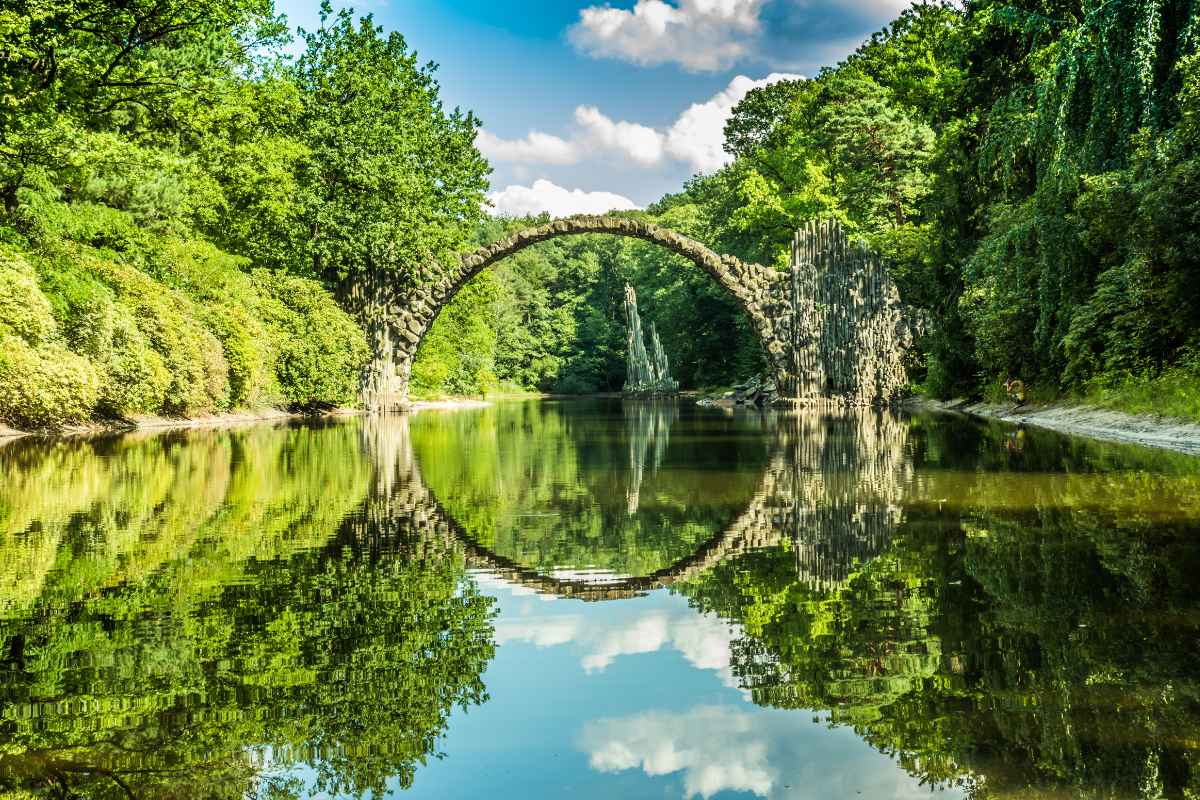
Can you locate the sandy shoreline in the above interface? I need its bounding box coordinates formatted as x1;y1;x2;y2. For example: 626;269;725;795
0;407;358;441
913;398;1200;456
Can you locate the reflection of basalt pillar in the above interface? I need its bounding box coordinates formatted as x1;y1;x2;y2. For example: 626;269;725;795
625;400;678;514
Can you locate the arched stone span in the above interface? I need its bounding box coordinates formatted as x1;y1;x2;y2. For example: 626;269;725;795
376;216;793;409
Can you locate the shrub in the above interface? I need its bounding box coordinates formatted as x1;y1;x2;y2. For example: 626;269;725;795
204;302;277;408
2;199;368;424
100;307;173;416
73;248;231;414
0;333;100;428
254;270;368;407
154;238;278;408
0;250;57;345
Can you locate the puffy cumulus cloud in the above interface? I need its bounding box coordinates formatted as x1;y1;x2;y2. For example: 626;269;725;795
665;72;802;172
476;129;579;165
479;73;802;174
487;179;641;217
581;706;775;798
575;106;665;166
569;0;768;72
569;0;915;73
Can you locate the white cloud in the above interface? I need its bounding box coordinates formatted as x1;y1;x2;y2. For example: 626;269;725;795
487;179;641;217
569;0;768;72
477;129;579;165
665;72;802;171
575;106;665;166
480;73;802;175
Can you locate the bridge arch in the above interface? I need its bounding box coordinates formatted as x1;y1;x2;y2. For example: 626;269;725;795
375;216;792;409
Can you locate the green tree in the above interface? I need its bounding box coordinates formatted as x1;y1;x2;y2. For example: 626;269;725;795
0;0;278;213
291;5;489;409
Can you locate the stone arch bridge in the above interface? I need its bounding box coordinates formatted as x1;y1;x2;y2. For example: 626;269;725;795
354;413;910;601
376;217;916;410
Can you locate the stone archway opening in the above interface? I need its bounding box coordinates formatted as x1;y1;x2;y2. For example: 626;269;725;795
372;216;916;411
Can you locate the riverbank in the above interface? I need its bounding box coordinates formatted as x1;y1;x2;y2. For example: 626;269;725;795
0;407;360;441
915;398;1200;456
0;397;508;441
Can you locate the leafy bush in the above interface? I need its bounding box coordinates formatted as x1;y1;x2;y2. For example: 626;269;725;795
255;270;368;407
0;199;369;429
74;247;231;414
0;248;102;427
0;249;56;344
553;370;600;396
0;333;100;428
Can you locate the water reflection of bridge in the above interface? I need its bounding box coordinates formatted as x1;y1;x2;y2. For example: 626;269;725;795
358;407;911;601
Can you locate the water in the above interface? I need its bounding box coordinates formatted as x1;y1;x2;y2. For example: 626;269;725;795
2;399;1200;799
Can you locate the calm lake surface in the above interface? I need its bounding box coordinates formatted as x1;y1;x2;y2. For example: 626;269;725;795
3;399;1200;799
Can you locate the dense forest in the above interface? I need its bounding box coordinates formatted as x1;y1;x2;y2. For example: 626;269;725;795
2;0;1199;428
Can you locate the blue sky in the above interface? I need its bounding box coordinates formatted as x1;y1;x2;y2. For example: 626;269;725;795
274;0;911;215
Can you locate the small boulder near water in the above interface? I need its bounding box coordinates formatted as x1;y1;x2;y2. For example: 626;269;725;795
696;376;779;408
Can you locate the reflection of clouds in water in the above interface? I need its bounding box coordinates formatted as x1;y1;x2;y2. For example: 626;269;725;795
582;707;772;799
580;706;959;800
497;615;581;648
494;608;740;686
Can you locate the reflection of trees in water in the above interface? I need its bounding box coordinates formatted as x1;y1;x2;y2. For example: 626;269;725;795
0;422;495;799
769;410;911;591
624;399;678;514
410;400;767;579
400;406;912;600
681;416;1200;799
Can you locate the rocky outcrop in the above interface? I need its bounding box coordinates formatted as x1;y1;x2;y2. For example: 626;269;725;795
623;285;679;395
781;220;917;406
